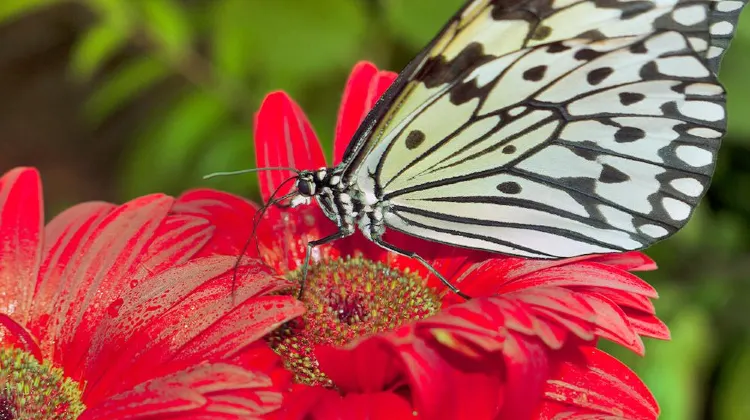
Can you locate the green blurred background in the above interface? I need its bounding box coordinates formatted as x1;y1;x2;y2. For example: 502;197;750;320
0;1;748;418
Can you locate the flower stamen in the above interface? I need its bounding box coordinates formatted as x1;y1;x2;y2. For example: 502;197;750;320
0;347;85;419
267;256;441;387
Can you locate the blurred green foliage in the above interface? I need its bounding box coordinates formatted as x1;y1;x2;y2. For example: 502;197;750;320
2;0;750;418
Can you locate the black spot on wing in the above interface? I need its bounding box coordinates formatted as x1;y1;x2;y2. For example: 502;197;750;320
449;77;493;105
502;145;517;154
599;164;631;183
547;42;571;53
497;181;522;194
574;48;606;61
523;65;548;81
630;42;648;54
587;67;614;85
405;130;426;149
511;167;676;232
570;146;598;161
639;61;660;80
414;42;495;89
614;126;646;143
488;0;554;21
619;92;646;106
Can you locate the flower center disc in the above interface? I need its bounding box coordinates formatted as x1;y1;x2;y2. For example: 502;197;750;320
0;347;85;419
267;256;441;387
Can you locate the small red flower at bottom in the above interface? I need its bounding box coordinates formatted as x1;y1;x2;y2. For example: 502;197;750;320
0;167;304;419
180;61;671;419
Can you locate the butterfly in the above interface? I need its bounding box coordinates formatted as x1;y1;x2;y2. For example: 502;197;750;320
252;0;747;298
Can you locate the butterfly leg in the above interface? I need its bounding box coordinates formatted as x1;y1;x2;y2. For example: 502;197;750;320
298;228;352;298
370;237;471;300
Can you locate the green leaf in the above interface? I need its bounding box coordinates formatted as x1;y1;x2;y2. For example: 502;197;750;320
84;57;170;124
211;0;251;81
639;307;716;420
136;0;193;61
70;23;130;80
382;0;464;50
84;0;135;32
240;0;368;90
715;340;750;420
194;124;258;200
120;90;230;198
0;0;57;22
722;9;750;140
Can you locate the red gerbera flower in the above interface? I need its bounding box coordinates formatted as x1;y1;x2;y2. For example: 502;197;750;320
0;167;304;419
181;62;671;419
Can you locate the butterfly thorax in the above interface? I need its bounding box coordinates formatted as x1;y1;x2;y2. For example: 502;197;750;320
293;168;388;242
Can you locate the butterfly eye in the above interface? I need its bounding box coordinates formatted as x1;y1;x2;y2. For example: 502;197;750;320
297;179;315;196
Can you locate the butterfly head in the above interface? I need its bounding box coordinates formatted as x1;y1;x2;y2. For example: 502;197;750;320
296;170;317;197
291;168;332;208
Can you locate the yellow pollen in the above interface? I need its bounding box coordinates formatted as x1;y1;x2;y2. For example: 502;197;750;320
266;256;442;387
0;347;85;419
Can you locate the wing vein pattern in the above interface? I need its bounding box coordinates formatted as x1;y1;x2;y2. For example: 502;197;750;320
343;0;746;259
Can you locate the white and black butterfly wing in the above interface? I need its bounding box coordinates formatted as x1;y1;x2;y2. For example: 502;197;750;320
704;0;746;72
342;0;746;258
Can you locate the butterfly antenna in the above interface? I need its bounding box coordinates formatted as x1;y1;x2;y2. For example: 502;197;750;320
230;176;299;304
203;166;300;180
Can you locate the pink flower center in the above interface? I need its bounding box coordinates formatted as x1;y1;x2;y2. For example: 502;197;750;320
267;256;441;387
0;347;85;419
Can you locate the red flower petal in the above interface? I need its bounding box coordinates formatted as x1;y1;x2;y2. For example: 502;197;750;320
588;251;657;272
179;293;303;359
332;62;377;164
494;335;559;420
316;338;404;393
81;256;299;403
418;297;653;417
574;287;670;341
256;206;339;274
255;92;326;203
43;202;115;257
0;313;41;360
31;202;115;352
47;194;176;374
379;230;489;295
465;286;646;355
315;330;508;420
175;188;351;277
80;363;283;419
170;266;304;364
85;260;228;400
313;294;605;419
537;347;659;420
372;72;398;97
505;288;599;349
0;167;42;325
469;260;658;299
135;213;212;275
576;287;656;315
571;291;644;355
333;62;397;165
174;188;327;275
278;386;415;420
0;171;295;417
173;189;260;258
621;309;671;340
